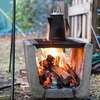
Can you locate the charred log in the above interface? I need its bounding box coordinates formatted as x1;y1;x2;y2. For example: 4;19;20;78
39;74;46;84
46;54;55;64
37;67;46;84
39;55;60;69
62;60;80;86
38;54;80;87
48;65;71;85
39;60;48;69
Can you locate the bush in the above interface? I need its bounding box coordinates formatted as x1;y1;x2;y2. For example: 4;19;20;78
16;0;56;33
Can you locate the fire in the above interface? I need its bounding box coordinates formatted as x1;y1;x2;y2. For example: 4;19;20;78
36;21;81;87
46;24;50;41
35;11;81;88
37;48;69;84
37;47;80;87
42;75;51;85
41;48;65;59
37;67;44;75
40;48;66;67
36;48;67;84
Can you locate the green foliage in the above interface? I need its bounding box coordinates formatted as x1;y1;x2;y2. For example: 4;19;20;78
15;86;22;91
16;0;55;32
64;0;72;4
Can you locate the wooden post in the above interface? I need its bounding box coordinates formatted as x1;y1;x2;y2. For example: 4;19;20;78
92;0;99;52
82;0;87;39
65;3;68;19
87;0;93;42
71;0;75;37
77;0;82;37
74;0;78;38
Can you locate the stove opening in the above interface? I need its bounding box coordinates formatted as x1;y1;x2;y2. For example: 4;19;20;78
36;47;84;89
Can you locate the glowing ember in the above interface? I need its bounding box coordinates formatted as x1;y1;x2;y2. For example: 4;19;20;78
36;46;81;88
42;75;51;85
37;67;44;75
37;48;69;85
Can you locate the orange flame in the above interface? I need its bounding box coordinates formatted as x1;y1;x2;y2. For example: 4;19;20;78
46;24;50;41
42;75;51;85
36;41;83;87
37;67;44;76
37;48;70;85
41;48;65;59
43;38;46;42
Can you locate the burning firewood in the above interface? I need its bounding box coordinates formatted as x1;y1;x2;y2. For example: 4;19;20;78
48;65;71;85
45;55;71;85
61;61;80;86
39;60;48;69
46;54;55;64
46;55;61;67
38;54;80;87
37;67;46;84
39;55;60;68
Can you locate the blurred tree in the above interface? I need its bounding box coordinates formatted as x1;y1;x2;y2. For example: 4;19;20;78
16;0;57;33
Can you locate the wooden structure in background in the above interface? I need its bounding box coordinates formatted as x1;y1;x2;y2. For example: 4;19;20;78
68;0;93;42
92;0;100;51
92;0;98;51
57;0;65;13
57;0;99;51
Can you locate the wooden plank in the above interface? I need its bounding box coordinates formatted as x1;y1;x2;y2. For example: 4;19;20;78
77;15;82;37
71;0;75;37
68;2;90;16
82;15;87;39
82;0;87;39
71;17;74;37
74;0;78;38
77;0;82;37
87;0;93;42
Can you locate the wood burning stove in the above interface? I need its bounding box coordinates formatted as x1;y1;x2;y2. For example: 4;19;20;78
23;38;93;99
